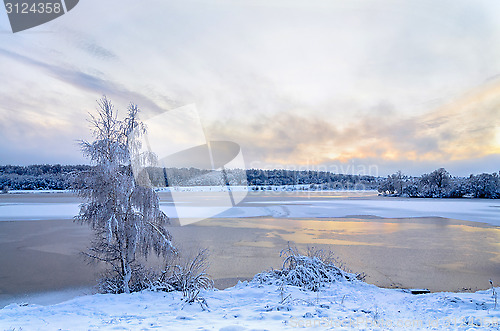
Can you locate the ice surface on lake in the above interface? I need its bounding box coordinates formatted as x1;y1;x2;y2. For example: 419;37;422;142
0;203;80;220
160;195;500;226
1;190;499;226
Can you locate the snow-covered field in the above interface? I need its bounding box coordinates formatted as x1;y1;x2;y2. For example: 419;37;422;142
1;279;499;330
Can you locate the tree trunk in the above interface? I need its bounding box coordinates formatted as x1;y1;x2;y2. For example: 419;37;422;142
122;257;131;294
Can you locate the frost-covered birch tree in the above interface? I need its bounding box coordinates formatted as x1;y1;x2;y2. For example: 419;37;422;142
76;96;175;294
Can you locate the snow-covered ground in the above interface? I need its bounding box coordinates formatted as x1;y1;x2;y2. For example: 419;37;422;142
1;279;498;330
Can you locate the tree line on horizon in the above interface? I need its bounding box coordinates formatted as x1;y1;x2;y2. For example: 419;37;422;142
0;165;379;190
378;168;500;199
1;164;499;198
0;164;89;190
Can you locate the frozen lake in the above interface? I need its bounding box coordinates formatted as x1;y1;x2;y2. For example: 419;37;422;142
0;190;499;307
2;190;500;226
160;190;500;226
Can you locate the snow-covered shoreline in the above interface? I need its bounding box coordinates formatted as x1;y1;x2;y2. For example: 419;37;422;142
1;279;498;330
2;186;369;194
2;189;73;194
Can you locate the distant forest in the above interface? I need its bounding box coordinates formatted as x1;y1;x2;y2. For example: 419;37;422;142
0;165;378;191
1;165;499;198
378;168;500;199
0;164;89;190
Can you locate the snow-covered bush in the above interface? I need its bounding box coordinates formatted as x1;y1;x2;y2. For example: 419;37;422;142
97;264;159;294
253;246;364;291
158;249;214;304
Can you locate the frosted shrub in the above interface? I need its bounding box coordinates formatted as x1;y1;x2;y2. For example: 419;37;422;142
254;245;364;291
158;249;214;304
98;265;158;294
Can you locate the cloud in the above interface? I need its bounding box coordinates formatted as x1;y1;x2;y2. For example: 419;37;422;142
207;78;500;174
0;47;172;115
76;39;117;60
1;0;500;174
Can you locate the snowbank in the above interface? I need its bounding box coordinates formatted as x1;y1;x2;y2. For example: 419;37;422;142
1;280;498;330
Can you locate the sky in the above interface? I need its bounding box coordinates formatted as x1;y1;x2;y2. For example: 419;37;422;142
1;0;500;176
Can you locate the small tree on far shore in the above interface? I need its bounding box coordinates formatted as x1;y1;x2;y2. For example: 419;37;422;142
75;96;175;293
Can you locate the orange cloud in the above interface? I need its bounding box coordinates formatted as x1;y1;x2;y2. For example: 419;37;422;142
207;79;500;167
